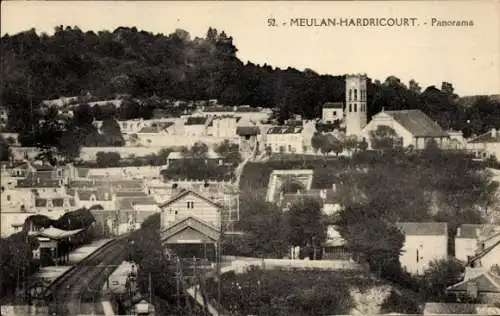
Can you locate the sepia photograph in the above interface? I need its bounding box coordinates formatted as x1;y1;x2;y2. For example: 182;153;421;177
0;1;499;315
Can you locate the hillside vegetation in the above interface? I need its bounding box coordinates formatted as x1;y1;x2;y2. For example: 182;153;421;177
1;26;499;137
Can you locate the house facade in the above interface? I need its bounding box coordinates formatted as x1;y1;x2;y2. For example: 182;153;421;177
264;121;316;154
159;189;221;229
467;128;500;160
322;102;344;123
455;224;500;263
397;222;449;275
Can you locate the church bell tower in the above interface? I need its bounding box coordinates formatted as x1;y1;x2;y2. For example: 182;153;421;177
345;74;368;136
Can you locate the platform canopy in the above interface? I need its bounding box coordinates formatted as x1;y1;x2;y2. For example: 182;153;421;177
31;226;84;240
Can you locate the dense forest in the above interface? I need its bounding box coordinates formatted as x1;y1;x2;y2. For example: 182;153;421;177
1;26;499;137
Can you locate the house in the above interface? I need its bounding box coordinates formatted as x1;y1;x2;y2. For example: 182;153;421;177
202;105;272;123
16;175;65;196
1;209;37;237
360;109;450;150
397;222;448;275
206;115;239;138
184;116;210;136
129;121;176;147
159;189;222;230
1;186;36;211
467;128;500;160
165;151;223;167
74;189;115;211
264;121;317;154
34;195;76;220
322;102;344;123
447;271;500;305
455;224;500;263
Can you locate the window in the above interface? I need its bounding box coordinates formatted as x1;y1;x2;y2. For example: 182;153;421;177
186;201;194;209
172;183;178;189
354;104;357;112
349;104;352;112
354;89;358;101
349;89;352;101
7;195;10;201
333;111;337;116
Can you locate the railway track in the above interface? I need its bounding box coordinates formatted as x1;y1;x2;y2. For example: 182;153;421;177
45;234;131;316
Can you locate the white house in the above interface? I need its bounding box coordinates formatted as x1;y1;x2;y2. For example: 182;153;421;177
159;189;222;230
264;121;316;154
322;102;344;123
397;222;449;275
73;188;116;211
360;109;450;150
467;128;500;160
1;209;37;237
455;224;500;263
206;116;238;138
184;116;210;136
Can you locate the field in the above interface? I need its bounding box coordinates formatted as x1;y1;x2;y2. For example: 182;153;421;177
205;268;422;316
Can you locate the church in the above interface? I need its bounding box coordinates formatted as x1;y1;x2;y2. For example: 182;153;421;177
322;74;452;150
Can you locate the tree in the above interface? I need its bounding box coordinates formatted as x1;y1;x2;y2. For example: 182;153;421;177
233;196;289;258
343;136;358;154
0;135;11;161
421;258;464;302
100;118;125;146
336;203;405;275
215;140;241;165
190;141;209;159
311;132;323;153
287;196;326;259
96;151;121;167
369;125;401;151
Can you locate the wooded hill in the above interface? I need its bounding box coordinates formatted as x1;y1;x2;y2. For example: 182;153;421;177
1;26;499;136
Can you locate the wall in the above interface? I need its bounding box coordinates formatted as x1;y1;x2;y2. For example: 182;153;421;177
160;193;220;229
455;237;478;263
400;235;448;275
1;212;34;237
475;246;500;270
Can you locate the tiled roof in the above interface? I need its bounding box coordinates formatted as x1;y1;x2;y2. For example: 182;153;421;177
185;116;208;125
161;216;220;242
236;126;260;136
323;102;344;109
235;106;261;113
77;189;113;201
16;178;61;188
383;110;449;137
267;126;303;134
118;196;157;210
396;222;448;236
447;271;500;293
115;191;147;198
456;224;500;239
316;122;340;133
159;189;221;209
204;106;233;113
468;129;500;144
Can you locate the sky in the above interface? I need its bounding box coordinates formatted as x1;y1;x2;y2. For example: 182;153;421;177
2;1;499;96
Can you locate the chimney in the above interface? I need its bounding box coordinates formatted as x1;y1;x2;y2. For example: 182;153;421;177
332;183;337;192
456;227;461;237
491;128;497;138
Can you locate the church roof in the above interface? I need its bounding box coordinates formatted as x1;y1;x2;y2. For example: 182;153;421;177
382;109;449;137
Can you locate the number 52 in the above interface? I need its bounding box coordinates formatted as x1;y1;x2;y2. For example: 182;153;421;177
268;18;276;27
